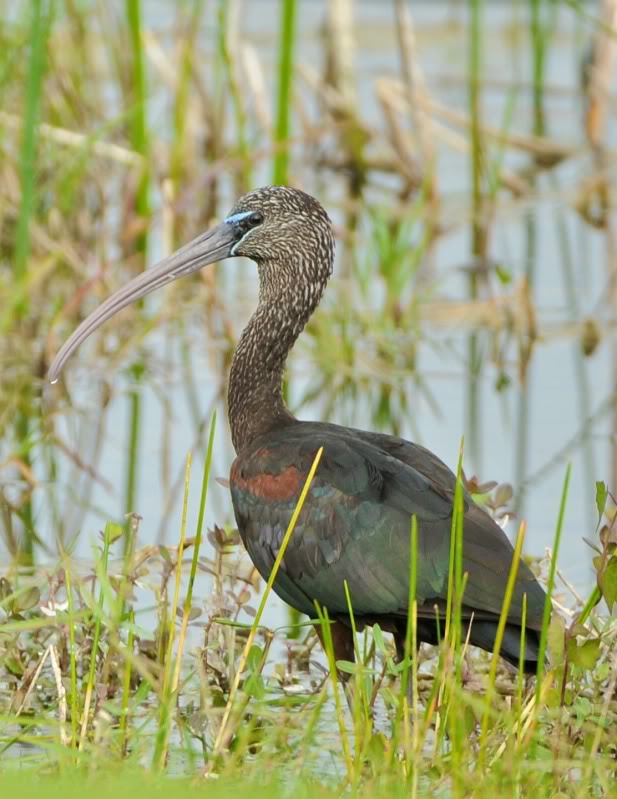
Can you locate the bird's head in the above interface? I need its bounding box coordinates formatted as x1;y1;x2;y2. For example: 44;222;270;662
48;186;334;383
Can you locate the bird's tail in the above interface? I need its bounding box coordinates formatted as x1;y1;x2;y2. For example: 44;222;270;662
403;618;542;674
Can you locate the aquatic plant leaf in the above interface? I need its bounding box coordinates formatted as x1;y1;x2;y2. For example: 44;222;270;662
495;265;512;285
463;705;477;736
390;657;413;675
4;653;24;677
601;556;617;613
372;623;386;654
599;524;617;550
569;623;590;639
175;605;202;621
0;577;12;602
243;672;265;699
595;481;608;525
335;659;358;675
104;521;124;544
15;587;40;613
494;483;513;507
547;613;565;664
582;536;602;555
245;644;263;672
567;637;601;671
574;696;592;725
365;732;388;766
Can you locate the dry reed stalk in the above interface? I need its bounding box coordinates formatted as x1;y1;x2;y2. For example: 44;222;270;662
376;85;422;187
324;0;357;114
382;78;577;163
584;0;617;149
241;45;271;133
374;79;531;197
12;644;51;716
49;643;69;746
416;290;528;334
0;111;143;167
142;31;202;173
489;674;551;765
142;30;179;89
394;0;436;192
298;62;362;125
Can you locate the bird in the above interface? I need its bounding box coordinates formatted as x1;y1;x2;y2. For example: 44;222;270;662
49;185;547;676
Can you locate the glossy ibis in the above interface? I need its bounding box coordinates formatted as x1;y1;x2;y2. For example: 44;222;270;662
50;186;547;674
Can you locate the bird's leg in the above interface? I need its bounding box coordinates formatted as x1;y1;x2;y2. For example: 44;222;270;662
314;620;357;713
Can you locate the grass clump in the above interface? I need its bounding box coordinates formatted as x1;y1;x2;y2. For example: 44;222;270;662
1;463;616;798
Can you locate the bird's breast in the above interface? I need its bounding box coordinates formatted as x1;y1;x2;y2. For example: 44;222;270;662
230;453;305;504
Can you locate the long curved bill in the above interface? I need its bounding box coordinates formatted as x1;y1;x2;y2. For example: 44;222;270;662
48;220;238;383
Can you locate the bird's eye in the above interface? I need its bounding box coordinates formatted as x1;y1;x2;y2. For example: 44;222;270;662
247;211;264;228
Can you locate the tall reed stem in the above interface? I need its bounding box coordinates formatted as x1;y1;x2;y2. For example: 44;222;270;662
13;0;52;565
467;0;485;472
272;0;297;184
515;0;552;518
123;0;150;535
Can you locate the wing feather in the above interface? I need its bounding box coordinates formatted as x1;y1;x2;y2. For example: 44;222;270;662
230;422;546;629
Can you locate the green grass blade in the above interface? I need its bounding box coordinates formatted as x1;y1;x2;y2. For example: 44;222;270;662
535;464;571;693
479;521;527;763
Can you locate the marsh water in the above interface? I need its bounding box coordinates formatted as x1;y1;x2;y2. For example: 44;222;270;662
15;2;617;625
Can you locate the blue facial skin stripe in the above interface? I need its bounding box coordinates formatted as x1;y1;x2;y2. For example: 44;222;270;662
225;211;253;226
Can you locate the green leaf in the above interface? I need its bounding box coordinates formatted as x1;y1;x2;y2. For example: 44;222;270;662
335;659;358;675
243;673;265;699
175;605;202;621
4;653;24;677
372;623;386;654
495;264;512;285
0;577;13;602
567;637;601;671
335;659;378;677
545;686;561;709
380;686;398;710
390;657;413;674
569;622;590;638
14;587;40;613
245;644;263;672
547;613;565;665
213;617;254;629
573;696;592;724
595;481;608;525
601;555;617;612
463;705;477;735
104;522;124;545
363;674;373;704
365;732;387;766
